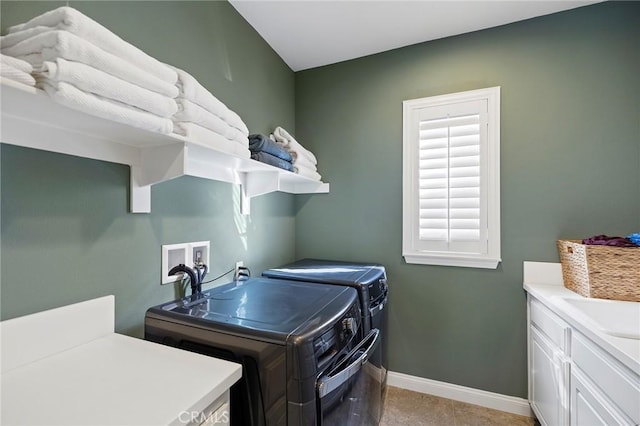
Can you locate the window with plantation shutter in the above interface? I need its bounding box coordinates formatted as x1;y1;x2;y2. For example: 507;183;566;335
403;87;501;268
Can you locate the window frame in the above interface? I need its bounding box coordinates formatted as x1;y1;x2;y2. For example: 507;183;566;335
402;87;501;269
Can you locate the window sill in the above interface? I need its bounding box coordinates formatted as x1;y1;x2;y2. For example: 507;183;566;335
403;252;501;269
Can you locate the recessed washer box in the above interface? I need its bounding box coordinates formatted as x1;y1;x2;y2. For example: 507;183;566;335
161;241;210;284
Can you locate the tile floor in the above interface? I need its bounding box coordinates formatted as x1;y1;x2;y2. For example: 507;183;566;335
380;386;537;426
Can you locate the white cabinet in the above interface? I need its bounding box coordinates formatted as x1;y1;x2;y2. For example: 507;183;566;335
570;333;639;425
528;297;571;426
0;296;242;426
530;327;569;426
0;79;329;214
199;401;230;426
527;294;640;426
193;391;230;426
571;368;630;426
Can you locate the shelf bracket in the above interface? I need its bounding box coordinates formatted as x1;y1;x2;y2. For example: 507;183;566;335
130;165;151;213
240;186;251;215
238;171;281;216
238;172;252;216
244;171;281;198
138;143;187;187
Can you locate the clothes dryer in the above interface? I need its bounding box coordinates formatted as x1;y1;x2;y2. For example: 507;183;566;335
262;259;389;421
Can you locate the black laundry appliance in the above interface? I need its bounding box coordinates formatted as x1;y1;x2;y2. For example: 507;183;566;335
262;259;389;422
145;277;382;426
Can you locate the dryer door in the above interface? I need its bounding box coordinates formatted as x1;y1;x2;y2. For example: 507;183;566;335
316;328;382;425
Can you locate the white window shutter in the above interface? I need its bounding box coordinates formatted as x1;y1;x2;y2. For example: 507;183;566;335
403;87;500;269
416;101;487;254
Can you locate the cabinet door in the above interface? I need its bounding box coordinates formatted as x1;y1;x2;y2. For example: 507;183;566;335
200;402;230;426
530;326;569;426
530;298;570;352
571;368;633;426
572;332;640;424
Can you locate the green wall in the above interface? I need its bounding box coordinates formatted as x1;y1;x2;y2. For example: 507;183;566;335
0;1;297;336
294;2;640;398
2;0;639;402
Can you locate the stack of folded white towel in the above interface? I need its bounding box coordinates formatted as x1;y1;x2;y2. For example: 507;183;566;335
1;6;250;158
272;126;322;181
0;6;177;134
0;54;35;86
171;68;250;158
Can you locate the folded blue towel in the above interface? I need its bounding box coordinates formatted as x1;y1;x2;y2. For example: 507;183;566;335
249;134;293;162
251;151;294;172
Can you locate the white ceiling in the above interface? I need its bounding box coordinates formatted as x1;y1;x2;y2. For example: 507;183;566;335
229;0;601;71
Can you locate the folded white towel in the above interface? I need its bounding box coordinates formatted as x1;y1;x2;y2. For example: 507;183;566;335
174;98;248;146
173;122;250;159
1;30;178;98
272;126;318;165
174;67;228;118
1;53;32;73
42;81;173;134
0;65;36;86
227;128;249;146
7;7;177;84
294;165;322;181
290;151;317;171
174;98;230;136
225;109;249;136
173;67;249;135
38;58;177;117
1;25;51;49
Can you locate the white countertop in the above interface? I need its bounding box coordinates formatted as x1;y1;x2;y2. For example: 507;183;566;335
1;296;242;426
523;262;640;375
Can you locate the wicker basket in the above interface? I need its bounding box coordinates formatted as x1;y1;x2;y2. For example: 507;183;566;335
557;240;640;302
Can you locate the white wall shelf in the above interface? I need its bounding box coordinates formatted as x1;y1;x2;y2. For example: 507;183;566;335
0;78;329;214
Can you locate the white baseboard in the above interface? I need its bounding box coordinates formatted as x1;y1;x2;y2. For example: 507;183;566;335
387;371;533;418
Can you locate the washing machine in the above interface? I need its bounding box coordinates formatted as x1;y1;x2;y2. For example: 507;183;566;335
145;277;381;425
